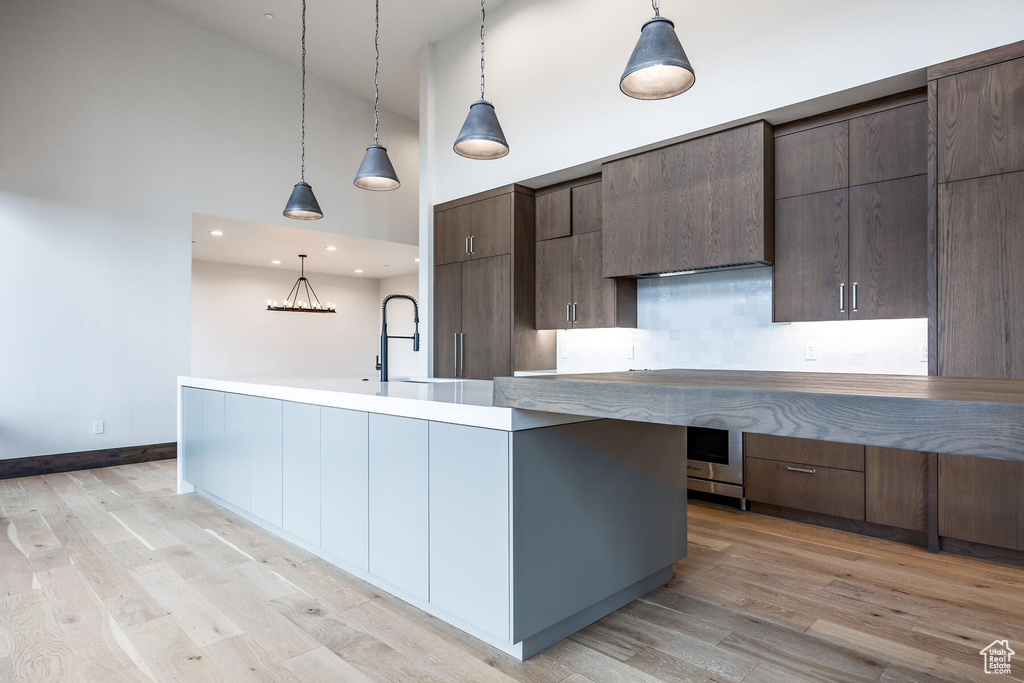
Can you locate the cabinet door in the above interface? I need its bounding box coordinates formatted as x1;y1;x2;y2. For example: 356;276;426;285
469;194;512;259
434;263;462;378
283;402;320;547
775;121;849;199
535;237;573;330
572;181;602;235
939;453;1024;550
937;172;1024;379
215;392;251;512
250;397;283;527
849;101;927;185
938;57;1024;183
181;387;203;487
368;414;428;600
774;190;849;322
746;458;865;520
200;390;225;491
536;189;571;241
866;447;928;531
462;255;512;380
321;408;369;570
429;422;510;641
849;176;927;320
435;205;471;266
573;231;636;329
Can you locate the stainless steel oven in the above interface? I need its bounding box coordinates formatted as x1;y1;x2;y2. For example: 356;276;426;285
686;427;745;506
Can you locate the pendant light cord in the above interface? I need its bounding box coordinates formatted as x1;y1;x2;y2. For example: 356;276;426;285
300;0;307;182
652;0;660;16
374;0;380;143
479;0;485;100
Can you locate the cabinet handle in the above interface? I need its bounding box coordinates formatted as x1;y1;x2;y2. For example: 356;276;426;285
465;237;469;255
785;466;817;474
454;333;459;377
459;333;465;377
469;235;474;254
566;303;571;324
572;302;577;323
852;282;858;312
839;283;845;313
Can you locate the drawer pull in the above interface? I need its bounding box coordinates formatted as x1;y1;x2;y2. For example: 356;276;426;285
786;466;817;474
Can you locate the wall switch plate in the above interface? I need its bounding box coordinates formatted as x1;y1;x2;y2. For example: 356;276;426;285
805;344;820;361
92;420;105;435
920;345;928;362
626;345;635;360
560;342;569;359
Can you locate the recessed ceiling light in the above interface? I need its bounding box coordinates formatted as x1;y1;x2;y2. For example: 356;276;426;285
264;13;274;20
209;230;224;236
325;246;337;251
271;260;281;265
354;269;363;274
414;258;420;262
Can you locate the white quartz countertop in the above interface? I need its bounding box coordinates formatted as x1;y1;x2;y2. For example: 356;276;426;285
178;376;591;431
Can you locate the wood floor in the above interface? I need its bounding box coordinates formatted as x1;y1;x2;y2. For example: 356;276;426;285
1;461;1021;682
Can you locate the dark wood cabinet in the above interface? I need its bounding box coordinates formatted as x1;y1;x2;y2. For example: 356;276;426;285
745;457;865;521
775;121;849;199
572;182;602;235
939;453;1024;551
866;447;929;532
433;185;555;379
774;94;927;323
602;121;774;278
744;433;864;471
572;232;637;329
535;189;571;242
773;190;849;322
849;175;928;320
535;237;573;329
433;263;462;379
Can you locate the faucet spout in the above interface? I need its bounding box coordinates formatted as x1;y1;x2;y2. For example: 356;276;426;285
379;294;420;382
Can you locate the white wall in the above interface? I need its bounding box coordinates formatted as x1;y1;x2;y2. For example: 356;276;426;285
378;272;423;379
191;261;387;379
555;269;928;376
0;0;418;459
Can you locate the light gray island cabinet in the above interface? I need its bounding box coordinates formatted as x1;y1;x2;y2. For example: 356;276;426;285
177;377;687;660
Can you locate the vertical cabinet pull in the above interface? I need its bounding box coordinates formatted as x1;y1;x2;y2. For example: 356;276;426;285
459;333;465;378
566;303;571;324
839;283;846;313
572;303;577;323
465;237;469;255
469;235;474;254
852;282;858;312
454;333;460;377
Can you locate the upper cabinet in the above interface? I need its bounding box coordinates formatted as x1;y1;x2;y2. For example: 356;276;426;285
534;179;637;330
435;194;512;266
773;94;928;323
602;121;775;278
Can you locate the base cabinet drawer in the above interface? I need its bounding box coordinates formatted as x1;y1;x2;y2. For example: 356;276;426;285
744;433;864;471
746;457;865;520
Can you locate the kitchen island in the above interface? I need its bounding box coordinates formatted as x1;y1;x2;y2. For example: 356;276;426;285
176;376;688;660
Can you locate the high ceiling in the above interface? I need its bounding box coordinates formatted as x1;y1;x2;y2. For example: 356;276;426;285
140;0;506;121
192;213;420;279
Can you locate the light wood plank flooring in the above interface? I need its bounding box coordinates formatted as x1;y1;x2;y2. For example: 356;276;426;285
1;460;1022;682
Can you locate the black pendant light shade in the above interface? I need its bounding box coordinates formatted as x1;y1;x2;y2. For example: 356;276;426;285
354;144;400;191
284;0;324;219
355;0;401;191
620;11;695;100
283;181;324;220
454;100;509;160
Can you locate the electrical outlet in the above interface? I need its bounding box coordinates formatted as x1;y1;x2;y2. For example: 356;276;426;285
626;345;635;360
92;420;105;435
805;344;820;361
560;342;569;359
920;345;929;363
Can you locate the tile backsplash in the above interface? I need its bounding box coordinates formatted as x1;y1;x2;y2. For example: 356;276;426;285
556;267;928;375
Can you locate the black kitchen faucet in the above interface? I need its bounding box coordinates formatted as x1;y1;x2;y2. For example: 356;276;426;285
376;294;420;382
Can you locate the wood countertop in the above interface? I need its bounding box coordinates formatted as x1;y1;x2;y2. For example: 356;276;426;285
493;370;1024;461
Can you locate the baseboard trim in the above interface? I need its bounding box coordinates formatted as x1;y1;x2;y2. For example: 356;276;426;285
0;443;176;480
748;502;929;548
939;537;1024;568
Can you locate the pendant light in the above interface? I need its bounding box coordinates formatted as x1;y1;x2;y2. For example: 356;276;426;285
267;255;336;313
620;0;696;101
354;0;400;191
283;0;324;219
453;0;509;160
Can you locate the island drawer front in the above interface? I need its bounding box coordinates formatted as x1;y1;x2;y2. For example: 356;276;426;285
745;457;866;520
744;433;865;471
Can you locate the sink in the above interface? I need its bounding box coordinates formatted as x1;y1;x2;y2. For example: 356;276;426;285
394;377;463;384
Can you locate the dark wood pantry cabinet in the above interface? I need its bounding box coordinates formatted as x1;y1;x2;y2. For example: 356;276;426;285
433;185;555;380
773;93;928;322
534;179;636;330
